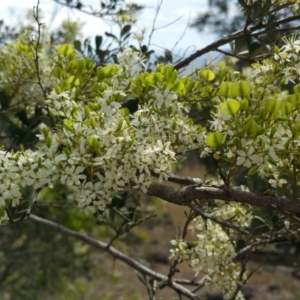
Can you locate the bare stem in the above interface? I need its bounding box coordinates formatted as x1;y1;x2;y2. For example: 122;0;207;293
32;0;47;100
28;214;200;300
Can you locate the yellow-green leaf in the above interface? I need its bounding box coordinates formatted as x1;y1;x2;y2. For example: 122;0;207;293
248;165;259;175
240;98;249;111
172;80;186;95
293;83;300;94
280;102;292;115
292;121;300;137
199;68;215;81
87;136;99;148
58;44;74;57
231;81;251;97
206;132;224;147
66;75;75;83
219;99;240;116
264;98;280;114
97;65;117;80
218;82;233;97
242;120;262;136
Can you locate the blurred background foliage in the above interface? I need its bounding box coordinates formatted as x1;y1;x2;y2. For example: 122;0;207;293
1;0;300;299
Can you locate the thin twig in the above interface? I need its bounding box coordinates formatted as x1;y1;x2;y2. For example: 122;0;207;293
168;209;196;282
214;48;258;63
32;0;47;100
147;0;163;50
51;0;141;19
187;201;248;234
105;211;156;248
28;214;200;300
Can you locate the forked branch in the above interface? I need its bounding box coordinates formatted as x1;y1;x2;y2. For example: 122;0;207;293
28;214;200;300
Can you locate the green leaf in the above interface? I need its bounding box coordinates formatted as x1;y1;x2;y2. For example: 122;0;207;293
122;32;131;41
158;280;168;290
219;99;240;115
53;67;66;79
242;120;262;136
66;75;75;84
253;0;263;19
231;81;251;97
95;35;102;49
294;84;300;94
73;40;82;53
234;36;248;53
63;120;73;131
105;31;118;41
264;98;280;114
141;45;148;53
87;136;100;149
206;132;224;147
58;44;74;57
280;102;292;115
248;165;259;175
46;136;52;148
199;68;215;81
254;216;271;228
97;65;117;80
291;121;300;137
274;45;280;55
285;94;300;107
121;25;131;37
172;80;186;95
84;106;90;118
76;59;86;74
164;49;173;63
135;271;147;285
240;98;249;111
248;40;261;56
232;137;242;148
218;82;233;97
284;137;292;149
273;62;279;73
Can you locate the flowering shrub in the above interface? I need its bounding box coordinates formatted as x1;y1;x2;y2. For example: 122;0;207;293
2;17;300;297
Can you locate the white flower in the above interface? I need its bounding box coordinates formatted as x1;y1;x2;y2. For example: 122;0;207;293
236;146;261;168
269;173;287;188
210;118;225;132
132;27;146;42
60;166;86;186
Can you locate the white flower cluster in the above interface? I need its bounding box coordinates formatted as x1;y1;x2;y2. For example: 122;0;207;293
0;48;205;222
207;36;300;192
211;201;253;228
170;206;251;300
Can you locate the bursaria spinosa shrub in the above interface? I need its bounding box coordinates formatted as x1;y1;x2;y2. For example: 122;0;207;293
3;33;300;299
0;44;207;217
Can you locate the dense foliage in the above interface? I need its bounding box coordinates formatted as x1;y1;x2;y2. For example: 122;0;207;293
2;0;300;299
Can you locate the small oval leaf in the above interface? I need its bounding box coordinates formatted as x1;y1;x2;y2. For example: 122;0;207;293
219;99;240;116
58;44;74;57
206;132;224;147
231;81;251;97
199;68;215;81
242;120;262;136
218;82;233;97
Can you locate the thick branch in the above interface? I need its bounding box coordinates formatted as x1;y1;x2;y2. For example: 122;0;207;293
28;214;199;300
174;31;245;70
147;183;300;214
174;15;300;70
